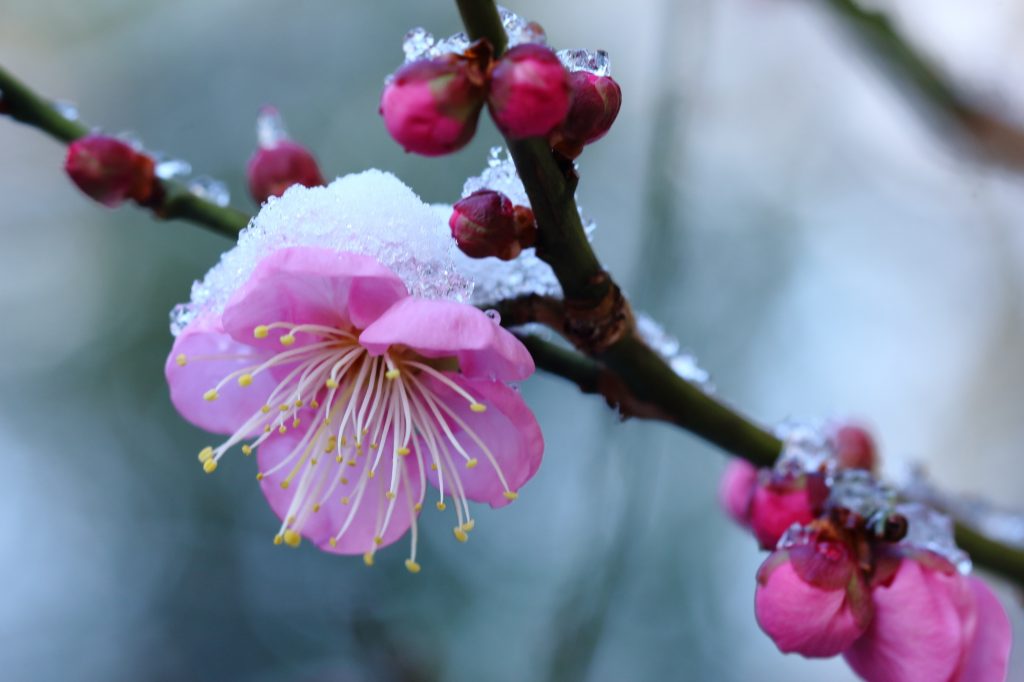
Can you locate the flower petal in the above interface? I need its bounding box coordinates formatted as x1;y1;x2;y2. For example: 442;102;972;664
718;459;757;527
843;558;967;682
414;372;543;508
257;426;421;554
165;314;277;435
359;298;534;381
222;247;408;347
954;578;1012;682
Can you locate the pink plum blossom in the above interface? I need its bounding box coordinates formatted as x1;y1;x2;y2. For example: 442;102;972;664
165;179;544;570
843;554;1012;682
749;472;827;549
755;538;872;657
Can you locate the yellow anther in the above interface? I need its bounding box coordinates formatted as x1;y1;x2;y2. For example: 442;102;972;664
470;402;486;413
280;334;296;346
253;325;269;339
237;373;253;387
363;552;375;566
436;501;447;511
405;559;422;574
292;418;301;428
453;527;469;543
462;519;476;532
202;459;218;474
503;491;519;501
347;460;356;467
310;399;319;409
273;534;283;545
373;536;383;546
329;538;337;548
264;425;272;433
340;436;348;446
278;425;287;435
261;405;271;414
198;446;214;463
414;503;423;512
385;369;401;380
312;503;321;512
341;496;350;505
241;444;253;456
279;404;290;412
465;458;479;469
370;443;379;450
283;530;301;547
294;400;303;408
385;491;396;500
175;354;188;367
430;463;439;471
336;455;344;463
367;470;375;479
203;389;219;402
256;472;264;481
280;480;290;490
340;477;349;485
396;447;410;456
310;458;318;466
325;378;339;389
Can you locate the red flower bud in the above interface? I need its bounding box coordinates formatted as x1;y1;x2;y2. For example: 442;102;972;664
488;44;570;139
550;72;622;158
833;423;877;471
381;52;488;156
64;135;156;207
749;472;828;550
449;189;536;260
246;107;325;204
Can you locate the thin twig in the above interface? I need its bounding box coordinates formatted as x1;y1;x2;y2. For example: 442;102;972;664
0;64;251;238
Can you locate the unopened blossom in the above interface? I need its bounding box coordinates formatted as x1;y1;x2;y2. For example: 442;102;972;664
165;172;544;570
380;47;489;156
64;134;157;207
843;553;1012;682
832;422;877;471
246;107;325;204
549;71;622;158
718;458;757;527
749;471;828;549
755;536;872;657
488;44;571;139
449;189;536;260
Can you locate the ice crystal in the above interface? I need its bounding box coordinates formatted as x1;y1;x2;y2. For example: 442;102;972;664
400;6;545;64
171;170;473;335
556;49;612;77
773;419;837;478
187;176;230;207
635;313;713;389
896;502;972;574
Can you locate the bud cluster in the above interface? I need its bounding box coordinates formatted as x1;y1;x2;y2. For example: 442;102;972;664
720;422;1011;681
449;189;536;260
380;30;621;158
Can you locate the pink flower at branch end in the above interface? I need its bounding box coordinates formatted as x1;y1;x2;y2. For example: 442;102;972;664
165;174;544;571
246;107;325;204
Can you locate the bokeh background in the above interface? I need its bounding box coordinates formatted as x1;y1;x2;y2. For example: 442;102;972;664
2;0;1024;680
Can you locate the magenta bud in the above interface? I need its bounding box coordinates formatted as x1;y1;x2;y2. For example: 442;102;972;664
246;108;325;204
833;423;877;471
488;44;570;139
718;459;757;527
381;53;488;156
756;540;871;657
551;72;622;158
449;189;535;260
749;473;828;550
64;135;156;207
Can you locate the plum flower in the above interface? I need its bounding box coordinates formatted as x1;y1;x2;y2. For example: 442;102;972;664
165;172;543;570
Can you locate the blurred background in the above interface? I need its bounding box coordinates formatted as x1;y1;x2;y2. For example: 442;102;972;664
2;0;1024;679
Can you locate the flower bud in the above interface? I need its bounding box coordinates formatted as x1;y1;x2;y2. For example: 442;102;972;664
488;44;570;139
449;189;536;260
755;539;872;657
832;423;877;471
843;555;1011;682
550;72;622;158
246;107;325;204
718;459;757;527
749;472;828;549
380;52;488;156
64;135;156;207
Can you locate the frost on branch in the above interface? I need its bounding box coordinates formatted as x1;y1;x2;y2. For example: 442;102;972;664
171;171;473;334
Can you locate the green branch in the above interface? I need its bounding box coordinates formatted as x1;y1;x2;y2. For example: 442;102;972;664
0;64;251;239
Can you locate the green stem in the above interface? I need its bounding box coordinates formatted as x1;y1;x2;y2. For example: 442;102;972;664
0;63;250;239
454;0;508;56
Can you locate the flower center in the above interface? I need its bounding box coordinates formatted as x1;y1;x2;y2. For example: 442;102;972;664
178;319;518;572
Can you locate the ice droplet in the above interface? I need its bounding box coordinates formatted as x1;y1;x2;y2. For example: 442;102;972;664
188;176;230;207
484;309;501;324
256;106;289;148
776;523;816;550
635;313;713;390
827;469;897;525
114;130;145;152
499;6;547;46
153;154;193;180
557;49;612;77
402;27;435;62
896;502;972;574
52;99;79;121
169;303;194;336
774;420;837;477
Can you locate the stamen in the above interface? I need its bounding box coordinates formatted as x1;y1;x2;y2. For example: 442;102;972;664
176;354;188;367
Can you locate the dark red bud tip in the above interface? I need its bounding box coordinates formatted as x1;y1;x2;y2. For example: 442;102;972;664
450;189;530;260
834;423;877;471
488;44;571;139
551;72;622;158
64;135;156;207
381;55;488;156
246;142;325;204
